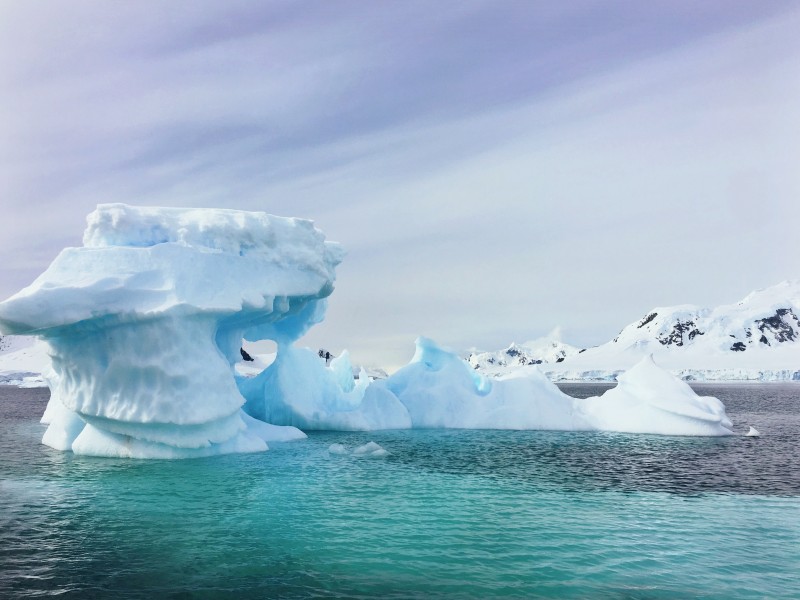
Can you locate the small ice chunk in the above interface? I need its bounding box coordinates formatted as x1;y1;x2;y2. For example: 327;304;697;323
745;426;760;437
353;441;388;457
328;443;348;455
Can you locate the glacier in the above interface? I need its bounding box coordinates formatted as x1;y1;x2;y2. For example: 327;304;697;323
470;281;800;382
0;204;734;458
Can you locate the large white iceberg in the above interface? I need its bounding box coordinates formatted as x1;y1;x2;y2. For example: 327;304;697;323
0;204;336;457
0;204;734;459
579;354;732;436
241;336;732;436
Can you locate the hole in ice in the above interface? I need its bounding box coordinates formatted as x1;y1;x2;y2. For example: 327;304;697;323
235;339;277;377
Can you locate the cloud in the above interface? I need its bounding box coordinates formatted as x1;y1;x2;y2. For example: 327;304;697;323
1;1;799;369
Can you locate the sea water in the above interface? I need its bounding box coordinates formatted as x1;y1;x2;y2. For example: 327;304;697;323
1;384;798;599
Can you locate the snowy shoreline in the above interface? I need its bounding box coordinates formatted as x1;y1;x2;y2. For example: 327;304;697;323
549;376;800;384
0;375;46;388
545;370;800;383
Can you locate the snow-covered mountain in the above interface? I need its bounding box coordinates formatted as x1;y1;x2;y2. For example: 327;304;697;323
477;281;800;382
0;335;49;386
603;279;800;354
466;328;581;376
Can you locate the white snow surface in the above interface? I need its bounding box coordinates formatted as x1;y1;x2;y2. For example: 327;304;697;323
0;204;343;334
0;204;738;458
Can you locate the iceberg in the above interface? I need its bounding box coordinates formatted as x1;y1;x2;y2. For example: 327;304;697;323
0;204;734;459
580;354;733;436
239;336;732;436
0;204;338;457
377;340;731;435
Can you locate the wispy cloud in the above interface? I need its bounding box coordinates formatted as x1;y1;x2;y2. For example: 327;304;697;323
1;1;798;368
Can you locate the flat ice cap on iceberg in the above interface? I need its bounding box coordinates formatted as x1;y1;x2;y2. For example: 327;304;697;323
0;204;340;457
581;354;733;435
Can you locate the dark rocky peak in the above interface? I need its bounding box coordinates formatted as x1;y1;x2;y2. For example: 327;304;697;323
637;312;658;328
755;308;798;343
657;319;704;347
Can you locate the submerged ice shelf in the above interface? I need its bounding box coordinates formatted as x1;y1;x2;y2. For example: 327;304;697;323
0;204;733;459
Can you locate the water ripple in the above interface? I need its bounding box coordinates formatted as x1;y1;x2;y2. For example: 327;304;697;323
1;384;799;598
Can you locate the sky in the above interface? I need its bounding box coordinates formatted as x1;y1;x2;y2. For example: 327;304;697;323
1;1;799;370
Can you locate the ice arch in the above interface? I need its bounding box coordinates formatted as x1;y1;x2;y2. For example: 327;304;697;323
0;204;343;457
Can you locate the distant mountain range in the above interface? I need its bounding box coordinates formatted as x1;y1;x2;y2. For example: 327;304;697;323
3;281;800;385
0;335;49;386
469;280;800;381
467;328;581;372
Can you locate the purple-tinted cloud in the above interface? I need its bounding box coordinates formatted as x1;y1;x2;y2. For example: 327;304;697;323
1;1;799;368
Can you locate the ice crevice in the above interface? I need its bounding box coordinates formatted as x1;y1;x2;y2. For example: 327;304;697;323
0;204;734;459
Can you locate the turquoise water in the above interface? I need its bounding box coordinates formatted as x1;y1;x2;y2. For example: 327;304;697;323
2;385;799;598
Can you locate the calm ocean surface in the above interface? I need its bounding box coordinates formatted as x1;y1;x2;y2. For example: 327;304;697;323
1;383;799;599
